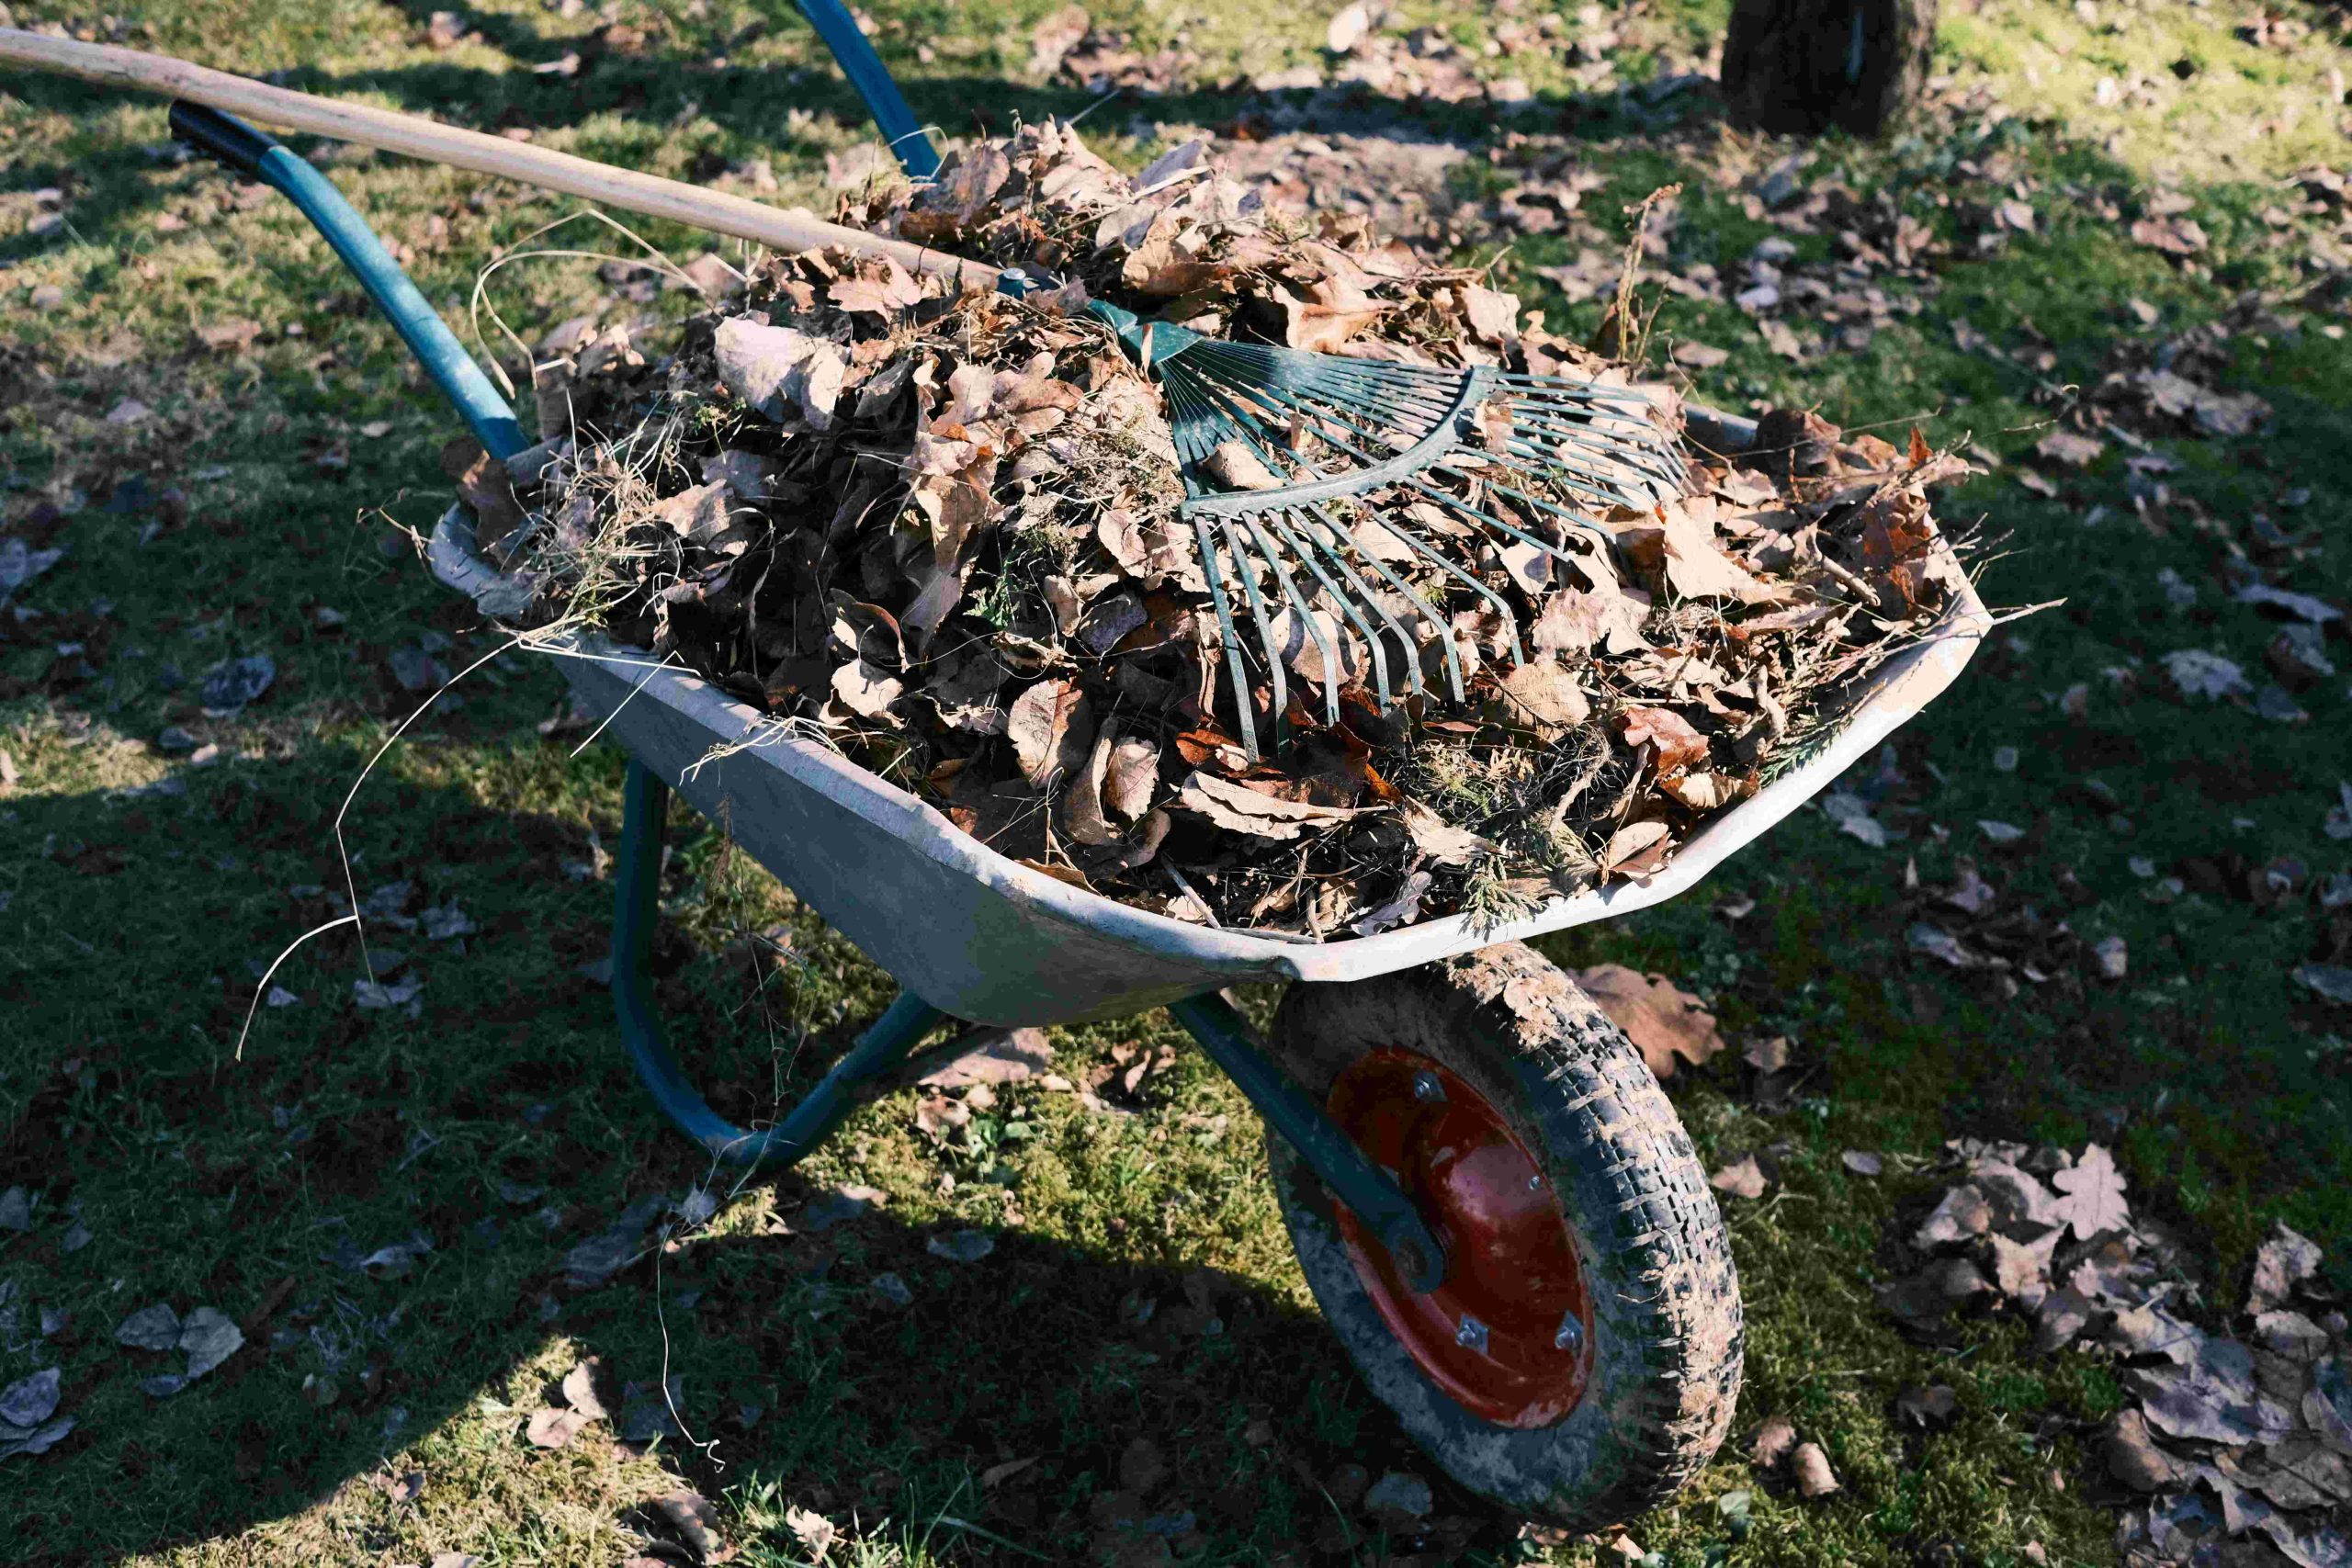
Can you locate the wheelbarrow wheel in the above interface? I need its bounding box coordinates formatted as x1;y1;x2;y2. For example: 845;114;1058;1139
1263;942;1742;1528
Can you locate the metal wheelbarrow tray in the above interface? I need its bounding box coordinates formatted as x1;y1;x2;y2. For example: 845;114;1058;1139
148;83;1987;1529
429;462;1986;1029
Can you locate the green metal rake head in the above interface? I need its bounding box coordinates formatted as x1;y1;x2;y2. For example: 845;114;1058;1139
1087;301;1684;761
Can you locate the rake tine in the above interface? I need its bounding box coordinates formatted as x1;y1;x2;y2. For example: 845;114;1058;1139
1192;515;1259;764
1235;511;1343;727
1133;320;1682;732
1286;506;1426;703
1506;417;1681;498
1220;521;1292;753
1396;471;1591;575
1306;501;1469;704
1352;507;1526;671
1261;510;1399;711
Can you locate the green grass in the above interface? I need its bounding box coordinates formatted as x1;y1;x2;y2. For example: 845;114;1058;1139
4;0;2351;1563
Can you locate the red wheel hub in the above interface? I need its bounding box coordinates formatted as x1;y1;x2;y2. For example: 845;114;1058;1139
1325;1048;1592;1427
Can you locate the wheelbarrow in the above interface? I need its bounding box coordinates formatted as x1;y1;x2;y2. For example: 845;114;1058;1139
10;18;1986;1525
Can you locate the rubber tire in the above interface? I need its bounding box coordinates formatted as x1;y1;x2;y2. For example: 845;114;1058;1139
1264;942;1742;1528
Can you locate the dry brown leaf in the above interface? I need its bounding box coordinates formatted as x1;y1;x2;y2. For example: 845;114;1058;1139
560;1360;608;1422
1532;580;1651;656
1460;283;1521;344
831;660;903;720
1601;819;1675;880
1575;964;1726;1077
1102;738;1161;822
1203;440;1284;491
442;438;526;560
1660;771;1736;811
1751;1415;1797;1469
1174;772;1366;840
1914;1184;1994;1249
2103;1409;2184;1492
1619;706;1710;775
1008;679;1091;789
918;1027;1053;1089
1399;802;1493;869
1894;1385;1958;1429
2050;1145;2130;1241
1490;656;1589;736
1710;1155;1767;1199
1061;728;1123;846
2035;428;2104;468
526;1407;593;1450
2249;1223;2323;1313
1617;505;1785;604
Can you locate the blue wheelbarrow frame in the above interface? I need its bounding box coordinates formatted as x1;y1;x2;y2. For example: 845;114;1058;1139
163;5;1984;1296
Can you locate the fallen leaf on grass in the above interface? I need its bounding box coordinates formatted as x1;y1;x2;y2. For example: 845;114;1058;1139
649;1489;725;1565
928;1229;995;1262
1841;1150;1883;1177
2249;1224;2322;1313
2164;649;2252;701
1750;1415;1797;1469
1822;792;1892;847
116;1303;181;1351
0;1369;61;1429
2104;1409;2183;1491
2051;1144;2131;1241
1710;1156;1768;1199
1915;1183;1993;1248
526;1407;594;1450
797;1183;888;1234
1894;1385;1958;1429
2036;429;2105;468
199;654;276;715
1907;922;1978;968
178;1308;243;1380
563;1194;670;1288
786;1505;840;1562
1575;964;1727;1078
2091;936;2128;980
1363;1470;1434;1521
2293;964;2352;1006
916;1027;1054;1088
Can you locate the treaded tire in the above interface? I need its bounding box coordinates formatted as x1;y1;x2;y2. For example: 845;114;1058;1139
1265;942;1742;1527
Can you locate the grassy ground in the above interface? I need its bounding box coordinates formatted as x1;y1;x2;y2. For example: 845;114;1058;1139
3;0;2349;1563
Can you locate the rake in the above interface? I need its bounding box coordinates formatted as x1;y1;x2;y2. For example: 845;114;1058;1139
1;26;1684;759
1088;303;1681;760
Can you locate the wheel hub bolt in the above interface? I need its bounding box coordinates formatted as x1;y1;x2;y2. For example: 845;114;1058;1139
1455;1314;1489;1354
1412;1072;1446;1104
1555;1312;1584;1354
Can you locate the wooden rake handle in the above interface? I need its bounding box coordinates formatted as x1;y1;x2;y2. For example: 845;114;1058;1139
0;28;994;286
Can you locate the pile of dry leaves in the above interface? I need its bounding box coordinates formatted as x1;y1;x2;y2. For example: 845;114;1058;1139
1879;1141;2348;1567
450;122;1973;936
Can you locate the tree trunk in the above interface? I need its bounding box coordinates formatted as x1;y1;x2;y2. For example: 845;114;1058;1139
1719;0;1939;139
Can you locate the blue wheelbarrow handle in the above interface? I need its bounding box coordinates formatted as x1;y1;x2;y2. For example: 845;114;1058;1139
167;103;528;462
792;0;942;180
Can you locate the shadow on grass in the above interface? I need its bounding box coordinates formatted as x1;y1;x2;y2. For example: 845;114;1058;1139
0;758;1513;1564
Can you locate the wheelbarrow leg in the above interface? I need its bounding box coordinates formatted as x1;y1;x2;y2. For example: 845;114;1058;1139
1170;992;1449;1293
613;759;947;1164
